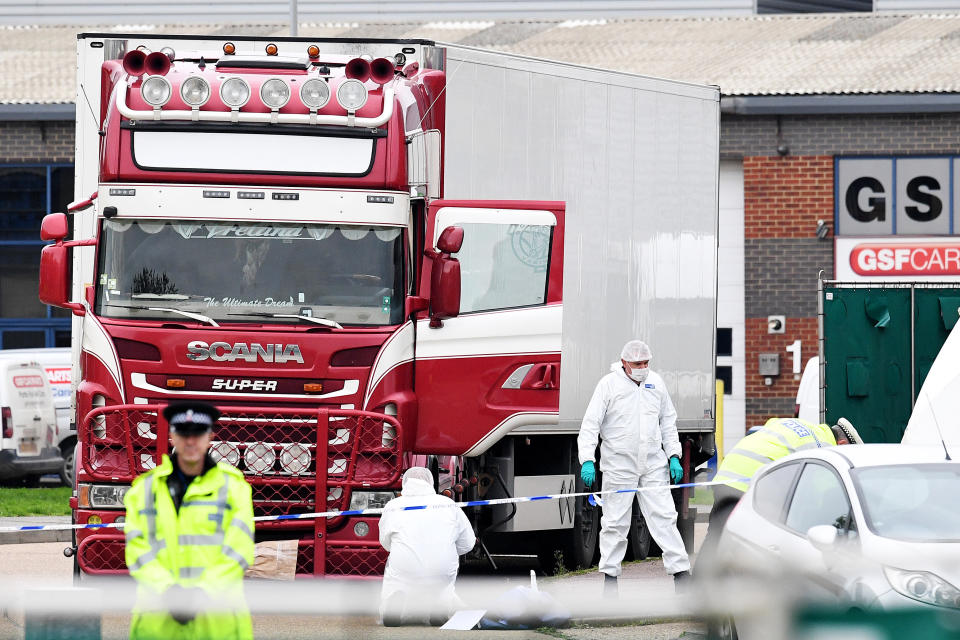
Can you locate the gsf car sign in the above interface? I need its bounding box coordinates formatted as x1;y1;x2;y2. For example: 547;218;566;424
835;237;960;281
836;158;959;236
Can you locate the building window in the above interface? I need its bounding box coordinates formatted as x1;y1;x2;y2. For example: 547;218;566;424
717;327;733;357
0;163;74;349
716;365;733;395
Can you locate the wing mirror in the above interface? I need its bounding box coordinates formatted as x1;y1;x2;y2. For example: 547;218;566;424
38;212;91;316
807;524;839;552
428;226;463;328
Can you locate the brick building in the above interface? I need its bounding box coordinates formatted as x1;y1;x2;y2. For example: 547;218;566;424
3;13;959;451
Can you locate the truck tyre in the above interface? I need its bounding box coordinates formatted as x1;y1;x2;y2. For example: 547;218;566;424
535;473;600;574
625;501;652;561
59;439;76;487
560;474;600;570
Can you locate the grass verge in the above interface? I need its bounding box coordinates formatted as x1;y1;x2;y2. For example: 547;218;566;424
0;487;72;516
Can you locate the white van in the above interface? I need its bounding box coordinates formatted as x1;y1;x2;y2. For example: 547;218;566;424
0;359;63;485
0;348;72;484
795;356;819;424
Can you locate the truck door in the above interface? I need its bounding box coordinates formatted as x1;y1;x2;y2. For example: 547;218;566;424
415;200;565;456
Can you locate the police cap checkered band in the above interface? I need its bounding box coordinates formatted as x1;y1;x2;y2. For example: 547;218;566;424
162;401;220;433
170;410;213;428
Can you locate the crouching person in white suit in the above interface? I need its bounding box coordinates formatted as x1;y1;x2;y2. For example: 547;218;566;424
378;467;476;626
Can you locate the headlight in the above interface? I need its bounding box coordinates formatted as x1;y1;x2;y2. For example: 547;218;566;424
336;79;368;111
348;490;396;511
300;79;330;109
78;483;130;509
885;566;960;608
279;443;310;475
220;77;250;108
244;442;276;474
141;76;171;107
180;76;210;107
260;78;290;109
209;441;240;467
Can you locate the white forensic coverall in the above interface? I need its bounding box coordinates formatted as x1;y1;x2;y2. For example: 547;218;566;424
378;473;476;623
577;363;691;577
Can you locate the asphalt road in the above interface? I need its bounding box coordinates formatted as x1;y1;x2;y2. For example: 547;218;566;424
0;526;709;640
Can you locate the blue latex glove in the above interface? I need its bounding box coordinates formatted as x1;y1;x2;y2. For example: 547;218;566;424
669;456;683;484
580;461;595;487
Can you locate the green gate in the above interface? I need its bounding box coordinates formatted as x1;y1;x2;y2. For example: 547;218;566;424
822;284;960;443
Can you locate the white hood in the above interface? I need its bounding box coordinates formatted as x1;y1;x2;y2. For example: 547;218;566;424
400;477;435;497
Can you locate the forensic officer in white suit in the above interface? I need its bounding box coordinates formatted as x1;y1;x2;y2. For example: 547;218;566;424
577;340;691;594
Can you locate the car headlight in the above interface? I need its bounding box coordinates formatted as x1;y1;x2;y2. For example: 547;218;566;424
141;76;171;107
884;566;960;608
180;76;211;107
300;79;330;109
336;79;368;111
260;78;290;109
220;77;251;108
348;490;396;512
78;483;130;509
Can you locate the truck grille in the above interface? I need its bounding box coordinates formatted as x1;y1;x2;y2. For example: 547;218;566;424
77;534;389;577
77;404;402;576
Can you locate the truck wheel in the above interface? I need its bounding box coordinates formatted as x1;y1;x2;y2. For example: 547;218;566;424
560;476;600;570
536;488;599;574
626;501;652;561
59;441;76;487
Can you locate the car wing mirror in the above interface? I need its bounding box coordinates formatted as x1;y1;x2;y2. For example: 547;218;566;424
807;524;839;552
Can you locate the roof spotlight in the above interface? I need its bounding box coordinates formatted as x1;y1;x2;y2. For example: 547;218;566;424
180;76;211;107
140;76;172;107
220;77;251;108
336;79;368;112
260;78;290;109
300;78;330;109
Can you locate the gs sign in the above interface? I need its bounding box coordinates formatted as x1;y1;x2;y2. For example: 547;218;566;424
836;158;958;236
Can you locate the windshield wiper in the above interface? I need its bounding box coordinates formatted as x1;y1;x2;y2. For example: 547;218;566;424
225;312;343;329
104;304;220;327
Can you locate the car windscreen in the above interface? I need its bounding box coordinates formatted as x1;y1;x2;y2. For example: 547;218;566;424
95;219;406;326
853;463;960;542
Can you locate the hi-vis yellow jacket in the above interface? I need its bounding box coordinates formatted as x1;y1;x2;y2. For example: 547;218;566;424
715;417;837;493
123;454;254;640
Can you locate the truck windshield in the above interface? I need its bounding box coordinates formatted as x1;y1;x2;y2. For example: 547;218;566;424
95;219;405;326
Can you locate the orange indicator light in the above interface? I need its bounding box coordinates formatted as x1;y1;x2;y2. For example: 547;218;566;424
223;42;236;55
307;45;320;58
303;383;324;393
265;43;279;56
166;378;186;388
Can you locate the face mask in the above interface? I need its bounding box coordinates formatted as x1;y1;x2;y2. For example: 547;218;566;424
628;367;649;383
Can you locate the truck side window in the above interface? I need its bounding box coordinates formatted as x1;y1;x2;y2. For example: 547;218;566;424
455;222;552;314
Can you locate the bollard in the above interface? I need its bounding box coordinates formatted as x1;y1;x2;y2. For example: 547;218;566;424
24;588;100;640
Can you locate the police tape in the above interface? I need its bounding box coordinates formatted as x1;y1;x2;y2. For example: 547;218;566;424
0;480;724;534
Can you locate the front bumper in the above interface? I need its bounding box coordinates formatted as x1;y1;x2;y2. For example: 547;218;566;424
0;447;63;479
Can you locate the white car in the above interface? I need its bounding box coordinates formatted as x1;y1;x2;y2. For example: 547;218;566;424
715;444;960;636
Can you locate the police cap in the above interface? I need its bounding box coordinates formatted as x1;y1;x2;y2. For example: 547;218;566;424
163;401;220;435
